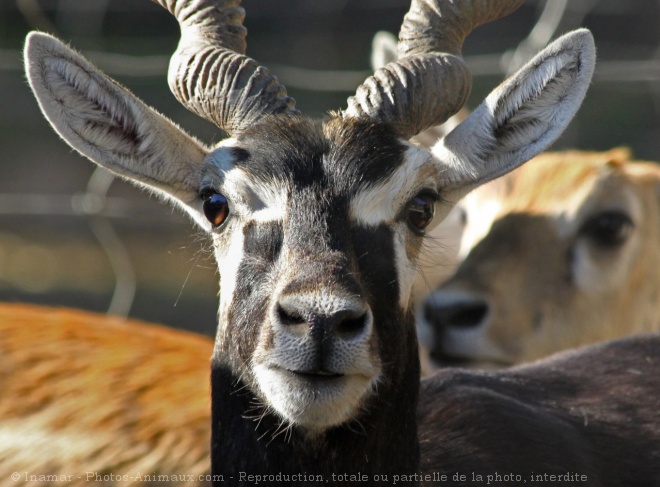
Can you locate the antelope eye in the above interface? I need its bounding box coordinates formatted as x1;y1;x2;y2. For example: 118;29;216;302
580;211;633;248
200;189;229;227
407;193;436;234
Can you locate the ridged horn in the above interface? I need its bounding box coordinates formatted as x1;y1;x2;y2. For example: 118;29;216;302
346;0;525;139
152;0;298;135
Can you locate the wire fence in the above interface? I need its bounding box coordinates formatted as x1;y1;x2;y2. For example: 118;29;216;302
5;1;660;84
3;0;660;318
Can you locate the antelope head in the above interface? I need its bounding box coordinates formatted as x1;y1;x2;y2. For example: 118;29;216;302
24;0;595;474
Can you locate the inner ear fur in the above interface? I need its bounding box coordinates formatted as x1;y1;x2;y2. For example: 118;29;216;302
433;29;596;201
24;31;209;209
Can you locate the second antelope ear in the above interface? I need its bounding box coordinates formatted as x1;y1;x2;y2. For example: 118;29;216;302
24;32;209;212
434;29;596;201
370;31;398;70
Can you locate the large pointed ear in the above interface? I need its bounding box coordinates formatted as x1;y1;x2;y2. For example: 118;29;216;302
24;32;209;213
434;29;596;201
370;31;398;71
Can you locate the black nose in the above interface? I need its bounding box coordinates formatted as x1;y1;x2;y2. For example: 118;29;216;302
424;299;489;330
276;296;370;341
422;297;489;366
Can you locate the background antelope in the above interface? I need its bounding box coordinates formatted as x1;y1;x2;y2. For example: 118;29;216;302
23;0;660;484
420;147;660;368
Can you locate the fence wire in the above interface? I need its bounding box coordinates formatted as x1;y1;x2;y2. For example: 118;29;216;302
4;0;660;316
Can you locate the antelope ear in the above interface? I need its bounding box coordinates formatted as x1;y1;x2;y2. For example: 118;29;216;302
24;32;209;216
434;29;596;201
370;31;398;70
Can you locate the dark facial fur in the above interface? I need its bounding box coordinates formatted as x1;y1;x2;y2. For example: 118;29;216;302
210;116;423;485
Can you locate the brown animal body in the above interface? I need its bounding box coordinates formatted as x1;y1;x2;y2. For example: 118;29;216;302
0;303;211;486
419;334;660;485
420;149;660;368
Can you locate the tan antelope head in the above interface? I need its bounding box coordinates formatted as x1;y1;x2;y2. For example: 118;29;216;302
24;0;596;480
421;148;660;368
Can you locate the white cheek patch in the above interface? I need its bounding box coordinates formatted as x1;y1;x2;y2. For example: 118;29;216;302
392;222;418;310
214;228;245;329
350;145;435;226
206;145;289;223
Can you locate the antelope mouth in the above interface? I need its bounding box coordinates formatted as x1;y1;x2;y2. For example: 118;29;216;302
287;368;345;381
437;327;517;368
254;363;377;430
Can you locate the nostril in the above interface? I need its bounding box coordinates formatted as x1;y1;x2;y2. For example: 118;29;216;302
334;311;368;340
275;292;371;341
448;303;488;328
425;300;488;329
276;304;307;327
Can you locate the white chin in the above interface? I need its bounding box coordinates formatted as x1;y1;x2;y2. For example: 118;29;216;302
254;365;377;431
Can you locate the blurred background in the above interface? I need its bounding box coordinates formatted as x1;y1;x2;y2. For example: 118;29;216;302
1;0;659;337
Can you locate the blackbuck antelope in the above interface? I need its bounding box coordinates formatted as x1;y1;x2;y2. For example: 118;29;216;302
24;0;660;484
421;148;660;368
0;303;212;486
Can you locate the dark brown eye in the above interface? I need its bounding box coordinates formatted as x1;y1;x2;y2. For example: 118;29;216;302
407;193;436;234
201;189;229;227
580;211;633;248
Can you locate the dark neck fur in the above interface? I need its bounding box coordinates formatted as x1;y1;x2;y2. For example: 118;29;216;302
211;328;421;486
